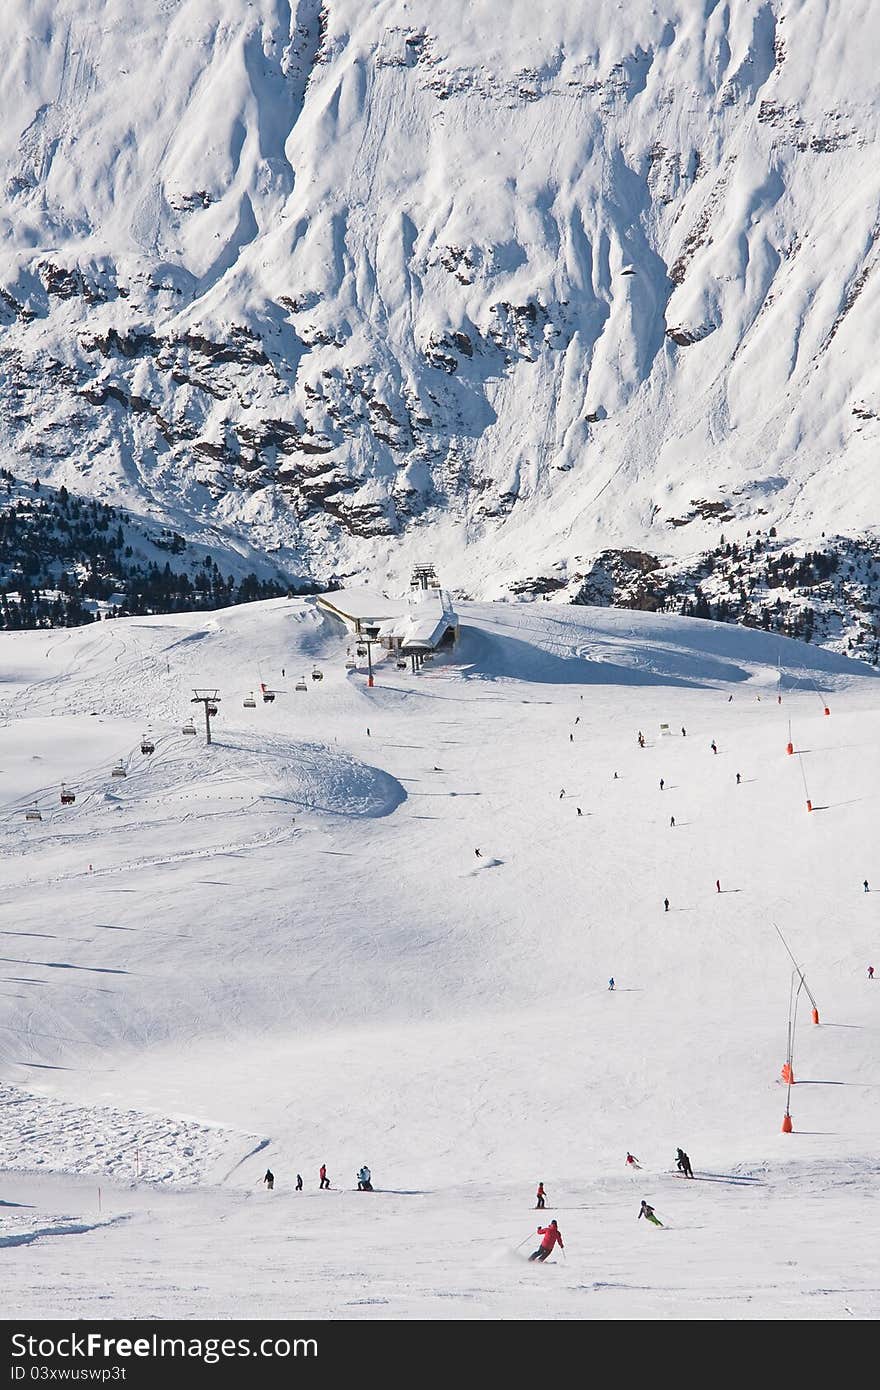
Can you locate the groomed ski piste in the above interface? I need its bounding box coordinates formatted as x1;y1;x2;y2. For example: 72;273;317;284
1;597;878;1320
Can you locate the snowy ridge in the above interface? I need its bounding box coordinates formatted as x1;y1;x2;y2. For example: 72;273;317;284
0;1;878;605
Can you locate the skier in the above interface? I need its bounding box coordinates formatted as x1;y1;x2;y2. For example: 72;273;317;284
559;789;565;798
681;726;686;737
670;815;675;828
864;880;870;893
664;897;670;912
676;1148;694;1178
535;1182;546;1209
711;740;718;754
574;716;580;725
263;1169;275;1191
613;771;619;780
716;879;721;893
357;1165;373;1191
281;668;285;677
577;807;583;816
638;1199;663;1227
608;977;615;991
626;1153;642;1170
728;695;733;703
528;1219;564;1261
869;966;875;980
474;848;483;858
296;1173;303;1191
366;727;371;737
638;732;645;748
319;1164;330;1190
736;772;741;785
569;733;574;742
659;778;665;791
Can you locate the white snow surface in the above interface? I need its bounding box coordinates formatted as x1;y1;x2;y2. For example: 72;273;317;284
1;2;879;589
1;596;879;1319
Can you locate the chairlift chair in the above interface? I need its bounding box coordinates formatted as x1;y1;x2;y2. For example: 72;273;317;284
295;676;308;692
396;658;407;670
25;802;42;822
182;721;196;735
60;784;76;806
344;657;357;670
262;691;276;703
111;761;127;778
243;693;257;708
140;737;155;754
356;644;367;657
207;705;218;717
311;667;323;681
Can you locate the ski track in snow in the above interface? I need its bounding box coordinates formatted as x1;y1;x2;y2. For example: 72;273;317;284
0;596;878;1318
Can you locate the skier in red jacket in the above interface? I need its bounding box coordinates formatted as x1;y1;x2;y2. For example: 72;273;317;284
528;1219;564;1261
535;1182;546;1209
319;1164;330;1190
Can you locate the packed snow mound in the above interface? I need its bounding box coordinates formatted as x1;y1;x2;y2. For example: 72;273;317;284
458;603;875;688
1;1;878;597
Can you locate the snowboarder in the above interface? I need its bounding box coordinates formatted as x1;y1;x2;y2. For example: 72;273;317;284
613;771;619;780
676;1148;694;1178
296;1173;303;1191
864;880;870;893
535;1182;546;1209
869;966;874;980
474;848;482;858
577;807;583;816
664;897;670;912
608;977;615;991
659;778;665;791
559;789;565;798
639;1199;663;1227
319;1164;330;1190
736;772;741;785
574;716;580;725
528;1219;564;1261
716;879;721;893
263;1169;275;1191
626;1153;642;1170
670;815;675;827
357;1165;373;1191
711;740;718;754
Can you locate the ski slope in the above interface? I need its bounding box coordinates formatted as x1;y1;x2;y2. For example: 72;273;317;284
1;597;879;1319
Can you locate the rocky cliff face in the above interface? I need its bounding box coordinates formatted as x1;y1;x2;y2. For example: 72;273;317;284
1;0;878;614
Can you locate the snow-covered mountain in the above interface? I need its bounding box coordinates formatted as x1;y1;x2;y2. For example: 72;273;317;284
1;0;878;602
